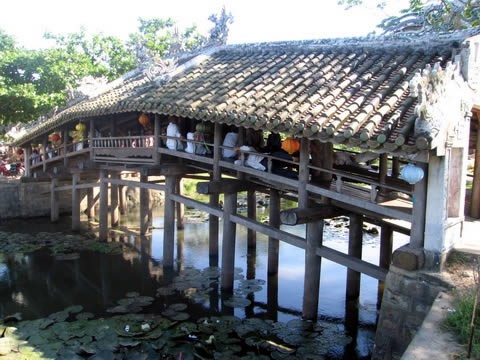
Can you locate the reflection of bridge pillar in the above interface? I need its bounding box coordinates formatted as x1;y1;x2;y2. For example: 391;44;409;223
99;169;109;241
140;174;149;235
118;185;126;215
268;188;280;275
50;178;59;223
209;122;222;267
346;213;363;300
111;172;120;227
176;177;185;230
303;219;323;320
163;175;176;269
86;187;95;219
221;191;237;291
247;189;256;249
72;173;81;231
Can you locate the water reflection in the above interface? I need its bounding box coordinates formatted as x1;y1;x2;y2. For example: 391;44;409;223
0;210;409;359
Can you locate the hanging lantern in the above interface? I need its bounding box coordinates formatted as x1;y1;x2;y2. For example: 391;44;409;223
75;123;86;132
50;134;60;142
138;113;150;128
281;137;301;155
399;163;424;185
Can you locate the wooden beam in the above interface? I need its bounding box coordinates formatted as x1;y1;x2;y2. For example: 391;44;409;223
170;193;223;218
197;179;257;194
280;205;344;225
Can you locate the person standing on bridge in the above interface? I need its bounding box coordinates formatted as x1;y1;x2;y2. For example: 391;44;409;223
166;117;185;151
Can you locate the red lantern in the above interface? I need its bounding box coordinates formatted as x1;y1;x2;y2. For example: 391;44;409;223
281;138;300;155
16;148;24;155
138;113;150;128
51;134;60;142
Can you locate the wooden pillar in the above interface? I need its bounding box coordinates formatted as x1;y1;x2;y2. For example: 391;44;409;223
86;187;95;219
247;189;256;249
298;138;310;208
221;191;238;291
392;157;400;178
99;170;109;241
89;118;95;159
303;219;323;320
140;174;150;235
346;213;363;300
379;225;393;270
50;178;59;223
118;185;126;215
42;138;48;172
110;172;120;227
209;122;222;266
153;114;161;164
163;175;176;269
268;188;280;275
63;128;68;166
72;173;81;231
176;178;185;230
378;153;388;196
472;118;480;218
411;163;428;249
24;146;31;177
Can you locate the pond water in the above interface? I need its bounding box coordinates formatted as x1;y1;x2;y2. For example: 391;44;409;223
0;204;409;359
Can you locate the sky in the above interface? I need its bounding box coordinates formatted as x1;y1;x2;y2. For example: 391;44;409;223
0;0;410;49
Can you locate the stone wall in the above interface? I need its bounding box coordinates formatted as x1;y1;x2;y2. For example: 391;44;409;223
372;265;451;359
0;178;72;219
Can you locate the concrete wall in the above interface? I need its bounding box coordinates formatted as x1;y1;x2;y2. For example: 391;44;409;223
372;266;451;359
0;179;72;219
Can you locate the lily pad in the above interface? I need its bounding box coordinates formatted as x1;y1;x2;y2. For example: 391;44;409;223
76;312;94;321
168;303;188;312
65;305;83;314
223;296;252;308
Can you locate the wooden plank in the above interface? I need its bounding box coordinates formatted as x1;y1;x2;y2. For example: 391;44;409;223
280;206;344;225
108;178;166;191
316;246;387;281
197;179;257;194
170;193;223;218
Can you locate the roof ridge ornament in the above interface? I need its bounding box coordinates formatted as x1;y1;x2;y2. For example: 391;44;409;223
144;57;178;86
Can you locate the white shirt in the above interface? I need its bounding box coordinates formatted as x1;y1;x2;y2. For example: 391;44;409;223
166;122;182;150
185;132;195;154
235;145;266;171
222;132;238;158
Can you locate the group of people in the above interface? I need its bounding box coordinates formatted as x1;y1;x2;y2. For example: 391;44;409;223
222;126;299;179
164;118;300;179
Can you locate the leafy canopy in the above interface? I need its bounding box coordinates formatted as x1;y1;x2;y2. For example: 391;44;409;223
0;14;212;128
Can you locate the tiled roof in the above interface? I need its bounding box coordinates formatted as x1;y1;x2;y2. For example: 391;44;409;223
14;29;480;155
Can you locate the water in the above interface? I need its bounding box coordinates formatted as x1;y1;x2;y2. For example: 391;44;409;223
0;208;409;359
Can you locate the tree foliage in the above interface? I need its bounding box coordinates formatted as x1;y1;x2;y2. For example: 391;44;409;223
339;0;480;32
0;14;214;128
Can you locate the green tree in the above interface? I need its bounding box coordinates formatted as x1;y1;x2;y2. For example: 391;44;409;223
339;0;480;31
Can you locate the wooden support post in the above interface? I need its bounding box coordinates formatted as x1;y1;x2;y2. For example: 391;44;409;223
378;153;388;196
63;128;68;167
209;122;222;266
472;118;480;218
346;213;363;300
111;172;120;228
153;114;161;165
163;175;176;269
302;219;323;320
176;177;185;230
89;118;95;159
380;225;393;270
24;147;31;177
268;188;280;275
87;187;95;219
140;173;150;235
267;274;279;321
221;191;238;291
99;170;108;241
298;138;310;208
392;157;400;178
410;162;428;249
50;178;59;223
42;138;48;172
118;185;126;215
72;173;81;231
247;189;256;249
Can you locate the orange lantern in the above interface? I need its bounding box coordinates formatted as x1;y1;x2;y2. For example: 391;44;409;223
281;137;300;155
138;113;150;128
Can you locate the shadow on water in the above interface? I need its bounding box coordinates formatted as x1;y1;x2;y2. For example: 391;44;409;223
0;209;409;359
